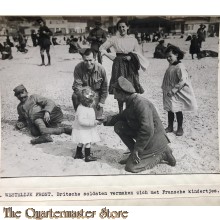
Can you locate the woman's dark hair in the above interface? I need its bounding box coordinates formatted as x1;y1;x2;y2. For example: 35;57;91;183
116;19;129;30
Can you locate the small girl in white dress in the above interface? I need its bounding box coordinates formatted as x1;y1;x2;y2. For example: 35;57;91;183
72;87;101;162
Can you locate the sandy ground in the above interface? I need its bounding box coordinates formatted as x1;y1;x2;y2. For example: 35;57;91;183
0;36;219;177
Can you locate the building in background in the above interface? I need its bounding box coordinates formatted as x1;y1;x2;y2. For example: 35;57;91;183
0;16;219;38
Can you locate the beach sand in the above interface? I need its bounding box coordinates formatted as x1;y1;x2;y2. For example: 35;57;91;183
0;36;219;177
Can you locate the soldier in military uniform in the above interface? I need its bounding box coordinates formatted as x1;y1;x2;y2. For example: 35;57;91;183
104;76;176;173
87;21;107;64
14;84;72;145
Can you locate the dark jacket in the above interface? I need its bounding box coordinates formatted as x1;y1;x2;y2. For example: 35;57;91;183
190;37;200;54
38;25;52;47
87;27;107;51
105;94;169;155
154;44;167;58
72;62;108;104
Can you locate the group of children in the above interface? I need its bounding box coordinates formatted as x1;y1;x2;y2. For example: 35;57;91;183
71;44;198;163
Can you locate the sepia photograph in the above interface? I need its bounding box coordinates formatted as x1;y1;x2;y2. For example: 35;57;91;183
0;16;219;178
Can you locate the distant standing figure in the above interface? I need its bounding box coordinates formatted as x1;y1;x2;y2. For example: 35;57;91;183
6;36;14;47
197;24;206;48
38;19;52;66
87;21;107;64
17;31;28;53
145;33;151;42
162;44;198;136
72;87;101;162
152;32;159;42
189;35;200;59
31;30;38;47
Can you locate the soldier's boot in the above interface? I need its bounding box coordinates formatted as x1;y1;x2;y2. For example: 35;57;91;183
30;134;53;145
63;126;72;135
162;148;176;167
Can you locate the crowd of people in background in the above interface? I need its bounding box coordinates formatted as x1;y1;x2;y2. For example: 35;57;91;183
1;20;218;62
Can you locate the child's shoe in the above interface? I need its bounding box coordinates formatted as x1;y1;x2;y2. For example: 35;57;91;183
74;146;84;159
165;125;173;133
85;148;97;162
85;155;97;162
176;126;184;136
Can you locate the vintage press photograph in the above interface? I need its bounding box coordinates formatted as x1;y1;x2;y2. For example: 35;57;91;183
0;16;219;177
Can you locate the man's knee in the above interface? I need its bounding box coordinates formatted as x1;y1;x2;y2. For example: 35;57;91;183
72;92;80;110
114;121;125;135
34;119;47;135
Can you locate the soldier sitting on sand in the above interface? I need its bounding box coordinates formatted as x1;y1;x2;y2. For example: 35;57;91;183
14;84;72;145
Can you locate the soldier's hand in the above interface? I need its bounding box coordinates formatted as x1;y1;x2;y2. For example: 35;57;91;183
132;150;140;164
97;37;102;42
44;111;50;123
167;91;174;97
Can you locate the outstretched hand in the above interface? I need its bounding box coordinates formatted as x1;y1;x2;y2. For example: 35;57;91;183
100;50;107;57
97;102;104;110
95;120;103;125
44;111;50;123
